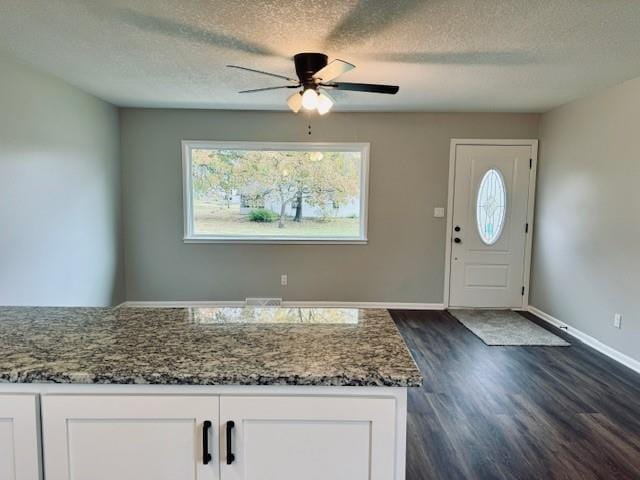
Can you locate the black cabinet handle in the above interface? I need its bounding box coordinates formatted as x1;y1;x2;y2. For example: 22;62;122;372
226;420;236;464
202;420;212;465
454;237;462;244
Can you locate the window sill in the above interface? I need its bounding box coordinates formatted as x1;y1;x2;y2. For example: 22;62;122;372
183;237;368;245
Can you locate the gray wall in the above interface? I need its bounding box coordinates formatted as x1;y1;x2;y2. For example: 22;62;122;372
0;53;124;306
121;109;539;303
531;76;640;362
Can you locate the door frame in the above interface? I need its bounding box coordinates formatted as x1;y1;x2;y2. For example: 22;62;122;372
443;139;539;309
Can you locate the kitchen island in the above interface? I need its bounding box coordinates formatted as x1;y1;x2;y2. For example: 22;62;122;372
0;306;421;480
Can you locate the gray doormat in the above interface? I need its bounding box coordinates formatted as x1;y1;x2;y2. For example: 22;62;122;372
450;309;570;346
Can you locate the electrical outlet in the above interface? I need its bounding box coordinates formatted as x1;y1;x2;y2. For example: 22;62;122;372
281;274;288;286
613;313;622;329
434;207;445;218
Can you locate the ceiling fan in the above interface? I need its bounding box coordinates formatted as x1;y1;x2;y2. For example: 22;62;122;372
227;52;399;114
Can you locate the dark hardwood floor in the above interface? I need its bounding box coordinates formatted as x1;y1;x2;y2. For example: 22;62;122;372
391;309;640;480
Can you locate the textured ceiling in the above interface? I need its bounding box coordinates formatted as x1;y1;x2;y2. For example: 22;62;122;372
1;0;640;112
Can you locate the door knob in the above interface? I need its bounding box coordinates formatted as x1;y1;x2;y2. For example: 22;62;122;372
454;238;462;244
454;226;461;232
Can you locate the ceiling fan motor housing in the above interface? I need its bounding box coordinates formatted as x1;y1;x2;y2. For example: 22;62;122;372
294;53;328;89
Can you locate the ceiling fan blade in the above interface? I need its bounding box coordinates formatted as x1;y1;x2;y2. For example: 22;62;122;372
312;59;355;82
287;92;303;113
239;85;298;93
318;89;336;102
324;82;399;94
227;65;298;83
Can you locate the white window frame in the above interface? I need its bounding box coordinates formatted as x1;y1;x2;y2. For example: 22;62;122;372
182;141;370;244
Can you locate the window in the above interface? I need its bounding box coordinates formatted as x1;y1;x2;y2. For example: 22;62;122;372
476;168;507;245
182;141;369;243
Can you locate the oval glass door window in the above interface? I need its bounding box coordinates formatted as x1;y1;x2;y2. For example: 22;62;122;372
476;169;507;245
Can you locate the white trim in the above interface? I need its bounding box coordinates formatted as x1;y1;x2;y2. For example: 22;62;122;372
527;306;640;375
443;142;457;308
118;300;445;310
443;139;538;308
283;301;444;310
118;301;245;308
522;141;538;307
181;140;370;244
183;238;368;245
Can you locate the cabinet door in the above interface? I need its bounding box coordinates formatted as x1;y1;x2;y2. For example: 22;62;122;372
42;395;219;480
220;396;396;480
0;395;41;480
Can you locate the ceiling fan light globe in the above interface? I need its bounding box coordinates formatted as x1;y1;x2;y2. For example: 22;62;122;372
287;92;303;113
317;92;334;115
301;89;319;110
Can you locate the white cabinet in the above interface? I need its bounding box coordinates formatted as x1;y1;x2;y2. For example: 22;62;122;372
219;395;397;480
34;389;405;480
41;395;219;480
0;395;41;480
0;394;41;480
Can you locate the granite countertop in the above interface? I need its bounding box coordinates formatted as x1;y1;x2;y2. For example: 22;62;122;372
0;306;422;387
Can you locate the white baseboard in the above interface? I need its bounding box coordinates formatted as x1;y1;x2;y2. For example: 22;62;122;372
118;301;243;308
527;306;640;375
283;301;445;310
118;300;445;310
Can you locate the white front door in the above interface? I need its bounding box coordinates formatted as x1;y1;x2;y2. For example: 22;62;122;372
448;142;535;308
